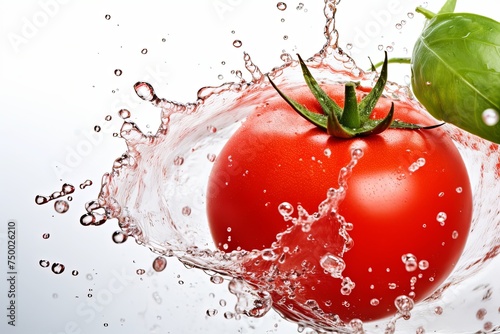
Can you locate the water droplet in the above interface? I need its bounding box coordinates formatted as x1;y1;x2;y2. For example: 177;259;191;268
136;268;145;275
324;148;331;157
118;109;131;119
174;156;184;166
152;256;167;272
210;275;224;284
283;35;288;40
396;23;402;29
224;311;234;319
434;306;443;315
219;299;227;307
394;295;414;319
217;74;223;80
86;274;93;280
104;14;111;20
436;212;447;225
79;179;93;189
232;40;242;48
40;259;50;268
112;231;128;244
482;108;499;126
456;187;463;193
378;45;384;51
418;260;429;270
401;253;418;272
181;206;191;216
476;308;487;320
278;202;294;218
51;263;65;274
320;253;346;278
277;2;287;10
207;125;217;133
94;125;101;132
207;153;216;162
388;283;397;290
134;82;156;102
296;3;304;10
452;230;459;239
72;270;79;276
42;233;50;239
370;298;380;306
408;158;426;173
114;69;122;76
54;200;69;214
141;48;148;54
408;12;415;18
340;277;355;296
438;192;445;197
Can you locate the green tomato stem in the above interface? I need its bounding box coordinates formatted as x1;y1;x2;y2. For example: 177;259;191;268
340;83;361;129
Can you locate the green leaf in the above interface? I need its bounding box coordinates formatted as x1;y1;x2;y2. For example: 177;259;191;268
437;0;456;14
411;12;500;143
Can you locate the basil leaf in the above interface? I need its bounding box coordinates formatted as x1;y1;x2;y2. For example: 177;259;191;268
411;12;500;143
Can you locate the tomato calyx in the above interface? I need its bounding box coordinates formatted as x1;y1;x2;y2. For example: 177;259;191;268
268;52;441;138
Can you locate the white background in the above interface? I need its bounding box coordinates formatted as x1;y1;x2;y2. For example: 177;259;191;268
1;1;499;333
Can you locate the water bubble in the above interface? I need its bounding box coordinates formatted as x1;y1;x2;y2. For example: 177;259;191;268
280;53;292;63
402;253;418;272
408;158;426;173
394;295;414;319
86;274;93;281
370;298;380;306
324;148;332;157
94;125;101;132
71;270;79;276
340;277;355;296
378;45;384;51
418;260;429;270
112;230;128;244
39;259;50;268
320;253;346;278
54;200;69;214
207;125;217;133
296;3;304;10
210;275;224;284
134;82;156;102
118;109;131;119
79;179;93;189
114;69;122;76
476;308;487;320
206;308;218;317
105;115;112;121
482;108;499;126
153;256;167;272
283;35;288;40
277;2;287;10
51;263;65;274
217;74;223;80
219;299;227;307
153;291;162;304
181;206;192;216
436;212;447;225
104;14;111;20
207;153;216;162
408;12;415;18
434;306;443;315
136;269;146;275
42;233;50;239
278;202;294;218
452;230;459;239
232;40;242;48
141;48;148;54
388;283;398;290
438;192;445;197
174;156;184;166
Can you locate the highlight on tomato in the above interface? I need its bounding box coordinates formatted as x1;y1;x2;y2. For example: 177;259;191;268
206;53;473;327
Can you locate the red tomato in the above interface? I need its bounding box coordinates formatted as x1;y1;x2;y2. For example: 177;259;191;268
206;80;472;325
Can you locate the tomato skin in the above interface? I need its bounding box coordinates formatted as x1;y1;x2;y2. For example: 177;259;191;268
206;84;472;324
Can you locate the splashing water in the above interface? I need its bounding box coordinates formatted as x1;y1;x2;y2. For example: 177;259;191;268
39;1;500;333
